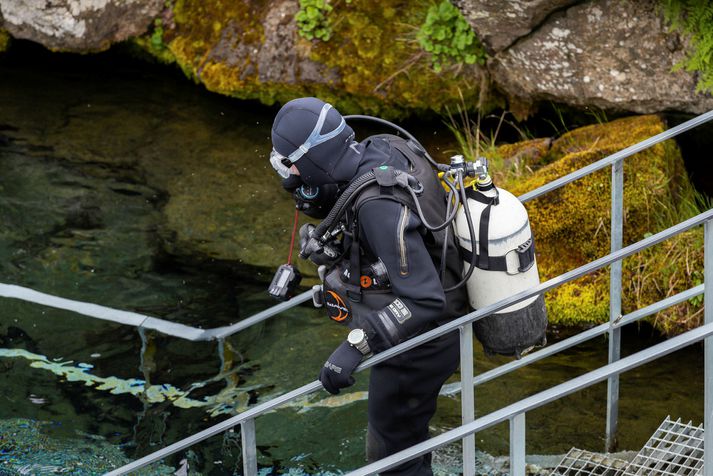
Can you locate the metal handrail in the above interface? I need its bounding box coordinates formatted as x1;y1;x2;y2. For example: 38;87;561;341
346;321;713;475
105;209;713;474
439;283;705;393
0;284;313;341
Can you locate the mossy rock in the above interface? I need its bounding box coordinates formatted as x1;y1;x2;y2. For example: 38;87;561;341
497;115;704;334
0;29;10;53
134;0;490;118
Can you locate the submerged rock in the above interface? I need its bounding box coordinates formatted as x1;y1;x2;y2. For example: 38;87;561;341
0;418;176;474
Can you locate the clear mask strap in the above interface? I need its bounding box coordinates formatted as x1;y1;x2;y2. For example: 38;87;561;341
287;103;346;163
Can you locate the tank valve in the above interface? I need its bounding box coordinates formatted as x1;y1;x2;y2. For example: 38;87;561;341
449;155;490;180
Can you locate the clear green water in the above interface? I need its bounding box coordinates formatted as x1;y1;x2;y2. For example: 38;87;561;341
0;44;705;475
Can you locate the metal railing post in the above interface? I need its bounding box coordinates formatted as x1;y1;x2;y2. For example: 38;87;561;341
606;158;624;452
460;323;476;476
705;220;713;476
241;419;258;476
509;413;526;476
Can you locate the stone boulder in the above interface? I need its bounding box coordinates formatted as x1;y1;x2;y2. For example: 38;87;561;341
489;0;713;115
0;0;162;51
453;0;578;53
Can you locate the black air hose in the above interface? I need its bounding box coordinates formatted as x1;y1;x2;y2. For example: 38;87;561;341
444;172;477;293
405;172;461;232
344;115;447;172
312;170;378;240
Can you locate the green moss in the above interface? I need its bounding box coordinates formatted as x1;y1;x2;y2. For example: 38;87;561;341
0;29;10;53
661;0;713;93
545;278;609;327
308;0;487;117
132;19;177;64
622;229;704;335
133;0;492;118
492;115;702;334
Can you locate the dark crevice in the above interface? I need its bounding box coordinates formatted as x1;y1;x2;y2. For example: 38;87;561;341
664;112;713;197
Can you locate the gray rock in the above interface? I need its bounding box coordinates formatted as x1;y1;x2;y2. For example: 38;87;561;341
489;0;713;114
0;0;163;51
453;0;578;53
203;0;334;86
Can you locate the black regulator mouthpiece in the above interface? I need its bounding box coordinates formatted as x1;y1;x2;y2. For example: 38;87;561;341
293;184;339;219
268;264;302;301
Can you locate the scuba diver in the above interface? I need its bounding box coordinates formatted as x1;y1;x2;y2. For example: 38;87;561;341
269;97;469;475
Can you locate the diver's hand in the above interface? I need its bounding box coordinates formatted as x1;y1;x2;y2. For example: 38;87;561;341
319;341;362;395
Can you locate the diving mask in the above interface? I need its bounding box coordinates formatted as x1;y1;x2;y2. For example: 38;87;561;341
269;103;346;178
270;149;293;178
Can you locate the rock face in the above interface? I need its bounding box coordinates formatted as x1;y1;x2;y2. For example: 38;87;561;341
2;0;713;119
488;0;713;114
453;0;578;52
0;0;162;51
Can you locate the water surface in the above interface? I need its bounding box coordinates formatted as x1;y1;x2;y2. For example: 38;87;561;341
0;43;705;475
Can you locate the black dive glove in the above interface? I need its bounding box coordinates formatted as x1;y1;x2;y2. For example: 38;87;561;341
319;341;362;395
299;224;341;266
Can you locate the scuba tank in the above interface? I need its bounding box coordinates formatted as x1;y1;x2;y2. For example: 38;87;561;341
452;157;547;357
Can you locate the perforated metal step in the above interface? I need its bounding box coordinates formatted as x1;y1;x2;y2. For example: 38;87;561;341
552;417;705;476
623;416;704;476
551;448;629;476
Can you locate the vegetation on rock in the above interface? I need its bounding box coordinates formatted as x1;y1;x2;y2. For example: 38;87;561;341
133;0;490;118
296;0;337;41
417;0;487;72
662;0;713;93
0;29;10;53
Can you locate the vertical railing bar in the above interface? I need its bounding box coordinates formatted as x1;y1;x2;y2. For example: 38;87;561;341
509;413;526;476
460;323;476;476
606;158;624;452
241;418;258;476
704;220;712;476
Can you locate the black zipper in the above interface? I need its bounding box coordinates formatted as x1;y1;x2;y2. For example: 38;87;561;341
398;205;409;276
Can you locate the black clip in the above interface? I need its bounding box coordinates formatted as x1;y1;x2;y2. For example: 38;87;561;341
516;238;535;273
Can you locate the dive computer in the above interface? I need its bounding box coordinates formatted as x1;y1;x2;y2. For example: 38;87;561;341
347;328;371;356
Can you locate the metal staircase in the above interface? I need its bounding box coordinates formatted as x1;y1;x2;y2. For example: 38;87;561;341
3;110;713;476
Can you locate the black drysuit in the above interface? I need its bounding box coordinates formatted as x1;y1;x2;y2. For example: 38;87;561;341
337;137;467;475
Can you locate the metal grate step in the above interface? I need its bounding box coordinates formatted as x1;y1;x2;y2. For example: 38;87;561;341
551;448;630;476
623;416;704;476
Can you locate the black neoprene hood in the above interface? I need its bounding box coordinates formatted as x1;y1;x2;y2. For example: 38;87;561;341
271;97;358;186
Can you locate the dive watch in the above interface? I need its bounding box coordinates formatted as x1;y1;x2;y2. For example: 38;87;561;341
347;328;371;356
